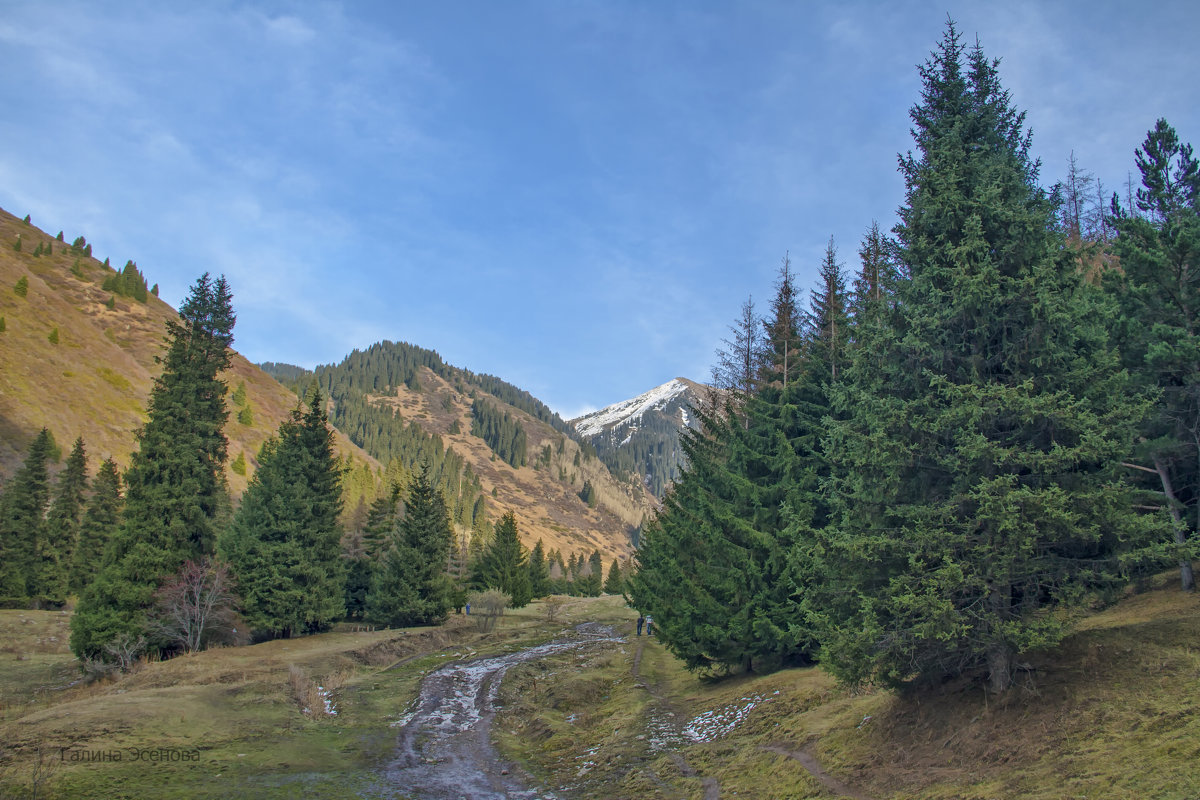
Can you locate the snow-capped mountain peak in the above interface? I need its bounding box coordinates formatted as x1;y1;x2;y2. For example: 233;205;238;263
570;378;707;497
572;379;690;439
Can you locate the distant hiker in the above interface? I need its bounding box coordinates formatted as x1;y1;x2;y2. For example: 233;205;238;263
465;602;471;615
645;615;653;636
636;615;645;636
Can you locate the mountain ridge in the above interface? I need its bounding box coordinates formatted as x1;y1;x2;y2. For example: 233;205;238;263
571;376;708;497
262;346;655;563
1;204;655;564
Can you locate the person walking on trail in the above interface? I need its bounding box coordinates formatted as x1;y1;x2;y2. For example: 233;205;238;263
645;615;653;636
636;614;645;636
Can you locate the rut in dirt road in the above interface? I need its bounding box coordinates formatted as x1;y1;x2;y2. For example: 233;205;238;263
383;623;621;800
631;639;721;800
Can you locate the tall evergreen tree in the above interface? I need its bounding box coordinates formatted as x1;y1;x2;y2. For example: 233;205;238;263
711;295;765;399
603;557;623;595
528;538;551;599
0;428;54;601
70;458;123;594
848;221;902;344
473;511;531;607
219;388;345;638
35;437;88;605
819;23;1156;693
72;274;235;658
366;465;454;627
806;237;850;385
761;255;804;389
630;248;846;674
1107;118;1200;592
344;483;401;619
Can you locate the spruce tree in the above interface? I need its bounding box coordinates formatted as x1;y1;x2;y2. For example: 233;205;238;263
219;387;345;638
1107;118;1200;591
761;255;804;389
603;558;623;595
71;274;235;659
0;429;54;601
820;23;1155;692
806;238;850;385
345;483;400;619
70;458;123;594
365;465;454;627
474;511;531;607
629;251;839;674
711;296;765;399
528;539;551;599
850;221;899;318
575;549;603;597
35;437;88;605
628;400;798;672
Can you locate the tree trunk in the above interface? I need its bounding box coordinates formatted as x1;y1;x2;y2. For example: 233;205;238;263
987;641;1013;693
1153;456;1196;592
987;582;1013;692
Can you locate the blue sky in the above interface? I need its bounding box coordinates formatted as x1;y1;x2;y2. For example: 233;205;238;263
2;1;1197;418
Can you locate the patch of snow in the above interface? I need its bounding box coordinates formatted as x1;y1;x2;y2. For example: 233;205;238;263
682;693;774;743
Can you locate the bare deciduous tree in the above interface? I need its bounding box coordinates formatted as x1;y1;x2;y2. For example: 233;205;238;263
149;559;239;654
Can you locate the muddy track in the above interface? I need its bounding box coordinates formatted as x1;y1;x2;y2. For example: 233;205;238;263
382;623;620;800
631;639;721;800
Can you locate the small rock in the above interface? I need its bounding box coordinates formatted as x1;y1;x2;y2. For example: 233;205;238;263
501;769;509;775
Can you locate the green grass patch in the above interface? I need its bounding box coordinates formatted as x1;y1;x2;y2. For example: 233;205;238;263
95;366;132;392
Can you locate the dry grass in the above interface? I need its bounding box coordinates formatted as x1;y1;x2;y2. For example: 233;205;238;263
0;597;581;798
0;205;377;493
494;580;1200;800
5;579;1196;798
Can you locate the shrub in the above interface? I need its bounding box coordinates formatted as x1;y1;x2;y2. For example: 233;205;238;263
0;316;5;333
14;276;28;297
103;632;146;672
47;327;59;345
231;452;246;475
543;595;567;623
467;589;510;633
288;664;331;717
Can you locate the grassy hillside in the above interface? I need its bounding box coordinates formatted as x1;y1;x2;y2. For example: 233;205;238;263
1;578;1196;798
0;207;375;495
268;344;656;565
369;365;650;564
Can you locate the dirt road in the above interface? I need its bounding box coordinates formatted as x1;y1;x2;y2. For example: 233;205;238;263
382;623;621;800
